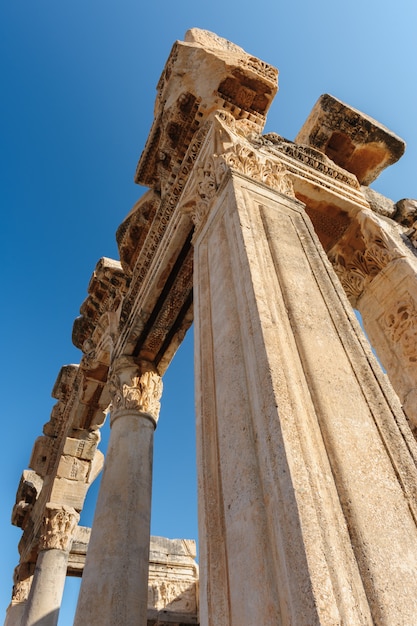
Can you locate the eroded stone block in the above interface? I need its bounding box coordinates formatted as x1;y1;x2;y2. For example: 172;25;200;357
62;430;100;460
296;93;405;184
56;455;90;481
11;470;43;528
29;436;54;478
49;477;89;511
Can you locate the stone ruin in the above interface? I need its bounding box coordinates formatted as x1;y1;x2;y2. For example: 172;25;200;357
5;28;417;626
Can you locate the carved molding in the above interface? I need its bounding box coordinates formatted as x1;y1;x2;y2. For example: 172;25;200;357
178;114;295;233
109;357;163;424
328;211;404;306
38;505;79;552
191;146;294;231
261;132;360;189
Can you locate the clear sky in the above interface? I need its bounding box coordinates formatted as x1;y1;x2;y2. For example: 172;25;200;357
1;1;416;624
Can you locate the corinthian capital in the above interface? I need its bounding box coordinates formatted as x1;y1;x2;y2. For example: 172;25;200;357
109;357;163;425
38;505;79;552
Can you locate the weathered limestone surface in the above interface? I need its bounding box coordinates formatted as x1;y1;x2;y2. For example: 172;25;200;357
65;529;199;624
6;28;417;626
21;505;79;626
73;358;163;626
296;93;405;184
147;536;199;624
186;112;417;625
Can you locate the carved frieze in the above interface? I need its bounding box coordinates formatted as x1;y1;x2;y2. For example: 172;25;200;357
73;257;128;357
295;93;405;185
109;357;163;423
135;28;278;196
38;505;79;552
116;190;161;275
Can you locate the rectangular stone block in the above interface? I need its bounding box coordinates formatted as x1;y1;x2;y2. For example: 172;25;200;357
56;455;90;481
49;477;89;511
63;435;98;460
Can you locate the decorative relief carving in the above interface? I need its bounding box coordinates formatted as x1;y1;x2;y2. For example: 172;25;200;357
242;56;278;82
381;294;417;364
190;142;295;232
148;580;197;613
73;258;128;356
118;122;210;334
328;211;403;306
261;132;359;189
109;357;163;423
12;577;32;603
38;505;79;552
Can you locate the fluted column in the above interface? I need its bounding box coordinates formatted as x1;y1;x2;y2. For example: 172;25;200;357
74;357;162;626
21;505;79;626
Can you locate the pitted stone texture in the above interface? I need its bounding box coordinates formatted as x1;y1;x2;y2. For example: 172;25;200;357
393;198;417;227
135;28;278;193
11;470;43;530
296;94;405;185
361;185;396;218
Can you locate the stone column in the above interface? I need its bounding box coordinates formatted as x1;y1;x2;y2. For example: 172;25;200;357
191;119;417;624
3;563;34;626
74;357;162;626
21;505;79;626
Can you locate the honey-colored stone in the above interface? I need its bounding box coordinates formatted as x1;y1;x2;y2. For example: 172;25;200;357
6;29;417;626
296;93;405;184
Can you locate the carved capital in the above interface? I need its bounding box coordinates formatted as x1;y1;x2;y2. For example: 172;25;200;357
328;210;404;306
38;505;79;552
190;142;294;232
109;357;163;425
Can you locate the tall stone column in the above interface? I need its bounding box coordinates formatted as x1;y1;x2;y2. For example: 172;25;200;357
21;505;79;626
74;357;162;626
191;117;417;625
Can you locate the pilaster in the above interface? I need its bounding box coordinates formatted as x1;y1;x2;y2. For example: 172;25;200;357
190;117;417;625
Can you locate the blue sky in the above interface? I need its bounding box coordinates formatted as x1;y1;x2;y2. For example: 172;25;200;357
1;2;416;624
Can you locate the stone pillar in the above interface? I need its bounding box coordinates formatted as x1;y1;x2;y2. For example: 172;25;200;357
328;209;417;433
3;563;34;626
21;505;79;626
74;357;162;626
191;119;417;624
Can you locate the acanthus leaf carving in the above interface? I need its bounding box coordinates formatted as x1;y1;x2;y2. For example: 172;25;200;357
109;357;163;424
38;505;79;552
328;210;404;306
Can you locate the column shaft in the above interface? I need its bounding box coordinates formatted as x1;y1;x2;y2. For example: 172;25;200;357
74;359;161;626
22;550;68;626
